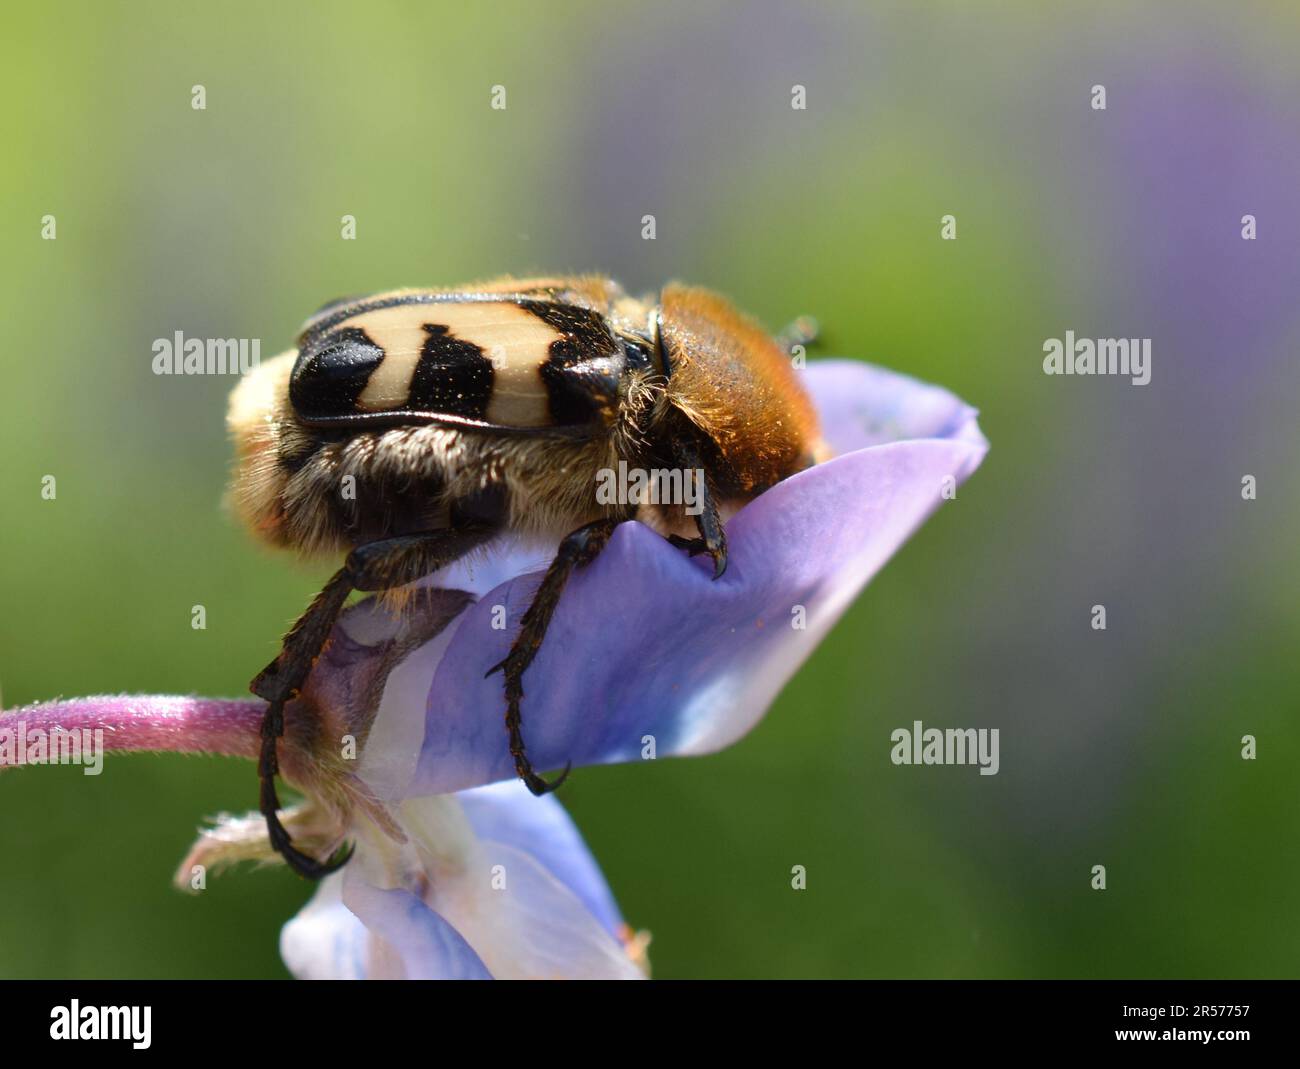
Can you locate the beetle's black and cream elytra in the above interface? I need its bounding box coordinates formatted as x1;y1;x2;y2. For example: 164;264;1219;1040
288;291;636;432
230;275;824;878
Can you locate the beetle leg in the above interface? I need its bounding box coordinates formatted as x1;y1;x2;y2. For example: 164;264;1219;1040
667;533;708;556
670;439;727;579
775;314;820;354
251;526;495;879
485;517;621;796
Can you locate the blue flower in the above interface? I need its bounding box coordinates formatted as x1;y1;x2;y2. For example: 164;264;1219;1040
1;359;986;978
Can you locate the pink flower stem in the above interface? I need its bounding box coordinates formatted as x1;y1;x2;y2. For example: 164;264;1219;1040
0;695;265;767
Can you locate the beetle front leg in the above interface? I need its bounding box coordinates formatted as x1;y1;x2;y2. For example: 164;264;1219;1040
665;438;727;578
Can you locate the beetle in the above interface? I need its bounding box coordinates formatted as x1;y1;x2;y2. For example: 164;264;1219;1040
227;275;822;877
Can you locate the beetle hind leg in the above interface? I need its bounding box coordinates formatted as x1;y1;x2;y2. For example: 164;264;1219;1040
251;526;494;879
252;569;356;879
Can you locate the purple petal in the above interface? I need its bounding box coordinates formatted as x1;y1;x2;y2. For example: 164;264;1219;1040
804;359;988;461
280;873;374;981
410;360;987;794
428;839;640;979
456;780;624;939
342;876;492;980
335;796;641;980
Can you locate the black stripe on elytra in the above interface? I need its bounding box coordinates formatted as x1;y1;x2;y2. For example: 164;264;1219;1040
289;326;385;420
408;324;495;420
518;299;625;426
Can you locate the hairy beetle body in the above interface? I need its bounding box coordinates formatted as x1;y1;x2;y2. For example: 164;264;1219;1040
229;275;823;877
230;275;819;559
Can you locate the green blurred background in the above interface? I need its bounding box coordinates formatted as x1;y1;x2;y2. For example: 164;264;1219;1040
2;1;1298;978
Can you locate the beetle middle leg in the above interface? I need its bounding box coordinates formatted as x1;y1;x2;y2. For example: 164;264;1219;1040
252;525;495;879
486;517;621;796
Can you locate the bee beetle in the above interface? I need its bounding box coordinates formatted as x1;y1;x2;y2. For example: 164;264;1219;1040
228;275;822;877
